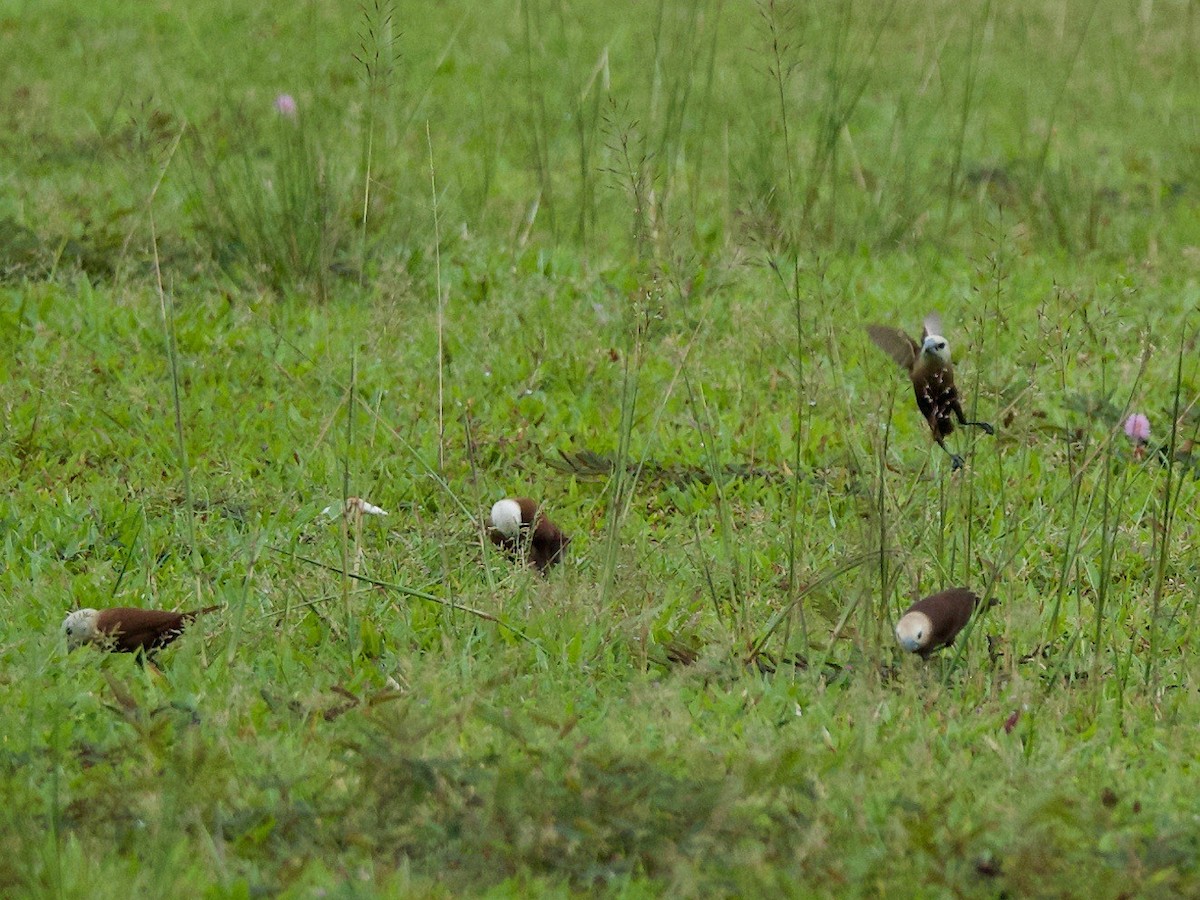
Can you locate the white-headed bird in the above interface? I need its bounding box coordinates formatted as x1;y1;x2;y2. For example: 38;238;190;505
487;497;570;573
867;314;993;470
895;588;980;658
62;606;218;655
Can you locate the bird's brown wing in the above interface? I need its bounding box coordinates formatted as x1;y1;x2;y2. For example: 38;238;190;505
914;366;961;439
922;313;943;340
99;608;191;653
866;326;919;371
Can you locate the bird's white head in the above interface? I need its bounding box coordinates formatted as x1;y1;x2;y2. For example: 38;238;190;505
62;608;100;648
920;334;951;366
895;610;933;653
489;499;524;539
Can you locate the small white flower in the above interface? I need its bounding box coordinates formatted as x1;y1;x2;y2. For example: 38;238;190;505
322;497;388;518
821;727;836;752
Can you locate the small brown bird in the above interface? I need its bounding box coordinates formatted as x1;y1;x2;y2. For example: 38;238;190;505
62;606;218;655
487;497;570;572
895;588;980;658
867;314;993;470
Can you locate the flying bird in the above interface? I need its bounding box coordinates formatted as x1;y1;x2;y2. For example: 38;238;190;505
62;606;219;655
487;497;570;572
895;588;980;658
867;314;993;470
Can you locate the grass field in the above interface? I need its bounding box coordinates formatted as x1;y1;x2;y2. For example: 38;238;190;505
3;0;1200;895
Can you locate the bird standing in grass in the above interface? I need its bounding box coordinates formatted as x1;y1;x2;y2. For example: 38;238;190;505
487;497;570;572
867;314;994;470
895;588;981;658
62;606;218;655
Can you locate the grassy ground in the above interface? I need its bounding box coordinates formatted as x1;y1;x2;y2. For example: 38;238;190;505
3;0;1200;895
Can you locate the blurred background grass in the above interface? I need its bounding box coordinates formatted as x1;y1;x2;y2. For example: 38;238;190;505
2;0;1200;895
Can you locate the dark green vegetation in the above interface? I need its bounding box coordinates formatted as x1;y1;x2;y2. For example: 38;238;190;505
3;0;1200;895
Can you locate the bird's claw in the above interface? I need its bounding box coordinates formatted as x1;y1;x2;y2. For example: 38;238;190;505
980;422;995;436
951;454;965;471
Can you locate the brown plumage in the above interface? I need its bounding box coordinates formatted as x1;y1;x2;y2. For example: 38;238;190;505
487;497;570;572
895;588;980;658
867;313;993;470
62;606;219;654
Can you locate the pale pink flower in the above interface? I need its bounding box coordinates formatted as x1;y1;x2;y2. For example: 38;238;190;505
274;93;298;117
1123;413;1150;444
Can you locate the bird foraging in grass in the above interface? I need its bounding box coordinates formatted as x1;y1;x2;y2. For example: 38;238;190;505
487;497;570;572
62;606;219;655
895;588;981;658
867;314;994;470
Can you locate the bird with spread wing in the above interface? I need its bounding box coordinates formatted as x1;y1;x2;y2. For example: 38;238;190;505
867;313;993;470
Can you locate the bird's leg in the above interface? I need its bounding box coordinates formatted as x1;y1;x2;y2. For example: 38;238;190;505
952;402;994;435
937;438;965;471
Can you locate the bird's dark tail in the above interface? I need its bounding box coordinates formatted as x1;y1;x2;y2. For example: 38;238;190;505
184;605;223;621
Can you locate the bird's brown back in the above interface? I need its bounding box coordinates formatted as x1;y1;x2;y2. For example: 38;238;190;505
96;606;216;653
513;497;540;524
